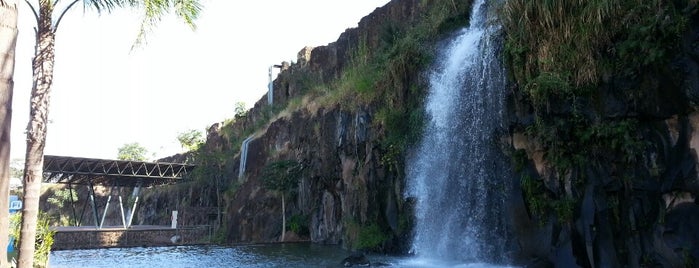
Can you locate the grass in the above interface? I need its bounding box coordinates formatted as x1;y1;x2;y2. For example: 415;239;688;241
503;0;688;178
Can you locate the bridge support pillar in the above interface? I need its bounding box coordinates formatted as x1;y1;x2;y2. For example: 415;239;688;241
99;195;112;228
88;184;99;228
119;196;127;228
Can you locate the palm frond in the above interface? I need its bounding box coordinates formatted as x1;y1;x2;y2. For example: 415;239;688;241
132;0;201;49
81;0;120;13
50;0;202;49
173;0;201;30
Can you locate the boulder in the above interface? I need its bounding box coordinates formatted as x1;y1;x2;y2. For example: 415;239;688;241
341;252;370;267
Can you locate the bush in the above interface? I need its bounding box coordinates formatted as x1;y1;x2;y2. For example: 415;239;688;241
287;214;309;236
356;223;388;251
10;211;55;267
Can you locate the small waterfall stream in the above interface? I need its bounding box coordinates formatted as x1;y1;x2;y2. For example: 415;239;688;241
406;0;512;265
238;135;254;179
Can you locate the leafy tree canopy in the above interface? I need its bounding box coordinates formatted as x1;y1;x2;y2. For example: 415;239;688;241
117;142;149;161
10;158;23;178
177;129;204;151
261;160;302;194
234;102;247;118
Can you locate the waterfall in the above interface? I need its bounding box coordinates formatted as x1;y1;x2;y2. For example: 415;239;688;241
238;135;254;179
406;0;512;264
268;66;274;105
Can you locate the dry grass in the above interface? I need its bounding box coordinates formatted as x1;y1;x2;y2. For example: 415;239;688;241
503;0;630;87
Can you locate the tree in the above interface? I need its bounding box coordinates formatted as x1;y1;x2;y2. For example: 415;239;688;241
0;1;18;266
234;101;247;118
18;1;202;266
10;158;23;178
117;142;149;161
261;160;302;242
177;128;203;151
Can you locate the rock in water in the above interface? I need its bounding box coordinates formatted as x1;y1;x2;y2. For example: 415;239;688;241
341;252;370;267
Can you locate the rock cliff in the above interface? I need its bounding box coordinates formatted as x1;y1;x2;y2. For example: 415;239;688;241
133;0;699;266
137;0;464;252
503;1;699;266
201;0;445;250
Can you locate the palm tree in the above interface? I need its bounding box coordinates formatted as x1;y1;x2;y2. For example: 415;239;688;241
0;2;19;266
18;1;202;267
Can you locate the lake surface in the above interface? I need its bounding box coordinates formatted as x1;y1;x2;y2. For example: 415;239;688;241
49;243;517;268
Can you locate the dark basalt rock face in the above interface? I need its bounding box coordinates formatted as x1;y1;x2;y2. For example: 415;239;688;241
506;6;699;268
194;0;431;249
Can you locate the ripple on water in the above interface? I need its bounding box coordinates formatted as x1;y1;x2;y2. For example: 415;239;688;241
50;244;354;268
50;244;520;268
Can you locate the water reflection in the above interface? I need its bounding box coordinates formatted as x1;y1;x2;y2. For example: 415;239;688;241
50;243;516;267
51;243;345;268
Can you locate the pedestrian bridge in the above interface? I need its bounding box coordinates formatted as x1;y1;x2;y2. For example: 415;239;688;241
42;155;196;229
43;155;195;187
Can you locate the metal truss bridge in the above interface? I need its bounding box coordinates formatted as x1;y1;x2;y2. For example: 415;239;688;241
40;155;196;229
43;155;195;187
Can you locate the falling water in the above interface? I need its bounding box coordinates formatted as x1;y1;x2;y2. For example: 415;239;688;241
406;0;512;265
238;135;254;179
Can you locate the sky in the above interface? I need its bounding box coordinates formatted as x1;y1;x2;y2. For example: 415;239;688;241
11;0;391;161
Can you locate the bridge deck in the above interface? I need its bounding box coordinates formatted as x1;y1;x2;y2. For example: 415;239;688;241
43;155;195;187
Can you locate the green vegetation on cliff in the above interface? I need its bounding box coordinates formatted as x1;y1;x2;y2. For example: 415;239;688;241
503;0;697;265
504;0;690;218
504;0;688;89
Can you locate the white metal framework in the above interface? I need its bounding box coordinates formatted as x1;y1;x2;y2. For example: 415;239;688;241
42;155;195;229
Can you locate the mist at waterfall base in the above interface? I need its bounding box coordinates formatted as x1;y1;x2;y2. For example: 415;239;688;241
406;0;515;267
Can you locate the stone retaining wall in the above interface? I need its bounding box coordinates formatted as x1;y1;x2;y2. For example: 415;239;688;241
52;226;212;250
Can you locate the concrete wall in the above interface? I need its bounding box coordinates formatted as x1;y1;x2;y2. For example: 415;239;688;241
51;226;211;250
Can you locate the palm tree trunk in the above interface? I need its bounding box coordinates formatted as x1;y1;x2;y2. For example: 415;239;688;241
280;193;285;242
18;1;55;267
0;1;19;266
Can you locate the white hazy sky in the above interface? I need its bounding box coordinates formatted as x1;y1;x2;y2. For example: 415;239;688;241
11;0;390;160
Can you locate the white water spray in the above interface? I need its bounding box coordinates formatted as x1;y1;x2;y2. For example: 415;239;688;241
238;135;254;179
406;0;512;264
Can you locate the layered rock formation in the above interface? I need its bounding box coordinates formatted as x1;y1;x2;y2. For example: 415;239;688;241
137;0;450;251
207;0;439;249
503;1;699;266
131;0;699;266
